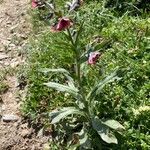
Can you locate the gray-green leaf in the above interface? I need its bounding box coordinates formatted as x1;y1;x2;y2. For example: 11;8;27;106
40;68;70;74
87;69;121;100
92;117;118;144
50;107;85;124
44;82;79;98
102;119;125;131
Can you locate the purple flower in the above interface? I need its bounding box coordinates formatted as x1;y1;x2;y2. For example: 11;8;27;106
88;52;101;65
51;18;73;32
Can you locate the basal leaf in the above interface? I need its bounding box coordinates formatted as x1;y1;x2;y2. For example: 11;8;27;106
40;68;70;74
92;117;118;144
102;119;125;131
44;82;79;98
50;107;85;124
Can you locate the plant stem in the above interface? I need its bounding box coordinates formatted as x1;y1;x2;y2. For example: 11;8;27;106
76;58;81;88
67;28;88;110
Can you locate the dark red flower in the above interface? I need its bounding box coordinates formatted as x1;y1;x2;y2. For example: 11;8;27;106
88;51;101;65
51;18;73;32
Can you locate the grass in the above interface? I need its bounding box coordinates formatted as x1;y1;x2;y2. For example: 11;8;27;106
23;0;150;149
0;82;9;94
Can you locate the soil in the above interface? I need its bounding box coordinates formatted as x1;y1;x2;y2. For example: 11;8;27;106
0;0;50;149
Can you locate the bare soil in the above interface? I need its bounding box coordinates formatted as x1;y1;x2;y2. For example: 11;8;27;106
0;0;49;149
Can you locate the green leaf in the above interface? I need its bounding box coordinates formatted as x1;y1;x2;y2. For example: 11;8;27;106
94;39;112;51
76;128;88;145
50;107;85;124
44;82;79;98
68;127;91;150
40;68;76;88
92;117;118;144
102;119;125;131
40;68;70;74
75;21;84;46
64;74;75;88
87;69;121;100
96;70;121;95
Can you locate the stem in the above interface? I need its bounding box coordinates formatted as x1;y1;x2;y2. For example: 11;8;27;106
76;58;81;88
66;29;75;48
67;29;89;111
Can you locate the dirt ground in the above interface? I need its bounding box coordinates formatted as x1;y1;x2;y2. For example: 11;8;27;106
0;0;49;149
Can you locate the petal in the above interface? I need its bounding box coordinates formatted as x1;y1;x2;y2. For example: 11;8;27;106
32;0;38;8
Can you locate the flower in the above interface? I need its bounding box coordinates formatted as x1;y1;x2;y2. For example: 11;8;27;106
88;51;101;65
51;18;73;32
32;0;38;8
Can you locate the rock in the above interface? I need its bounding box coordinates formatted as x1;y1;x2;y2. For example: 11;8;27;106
43;143;50;150
2;114;19;122
0;53;8;60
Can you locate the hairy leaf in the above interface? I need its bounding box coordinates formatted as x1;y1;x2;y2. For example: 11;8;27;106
40;68;70;74
44;82;79;98
50;107;85;124
92;117;118;144
102;119;125;131
87;69;121;100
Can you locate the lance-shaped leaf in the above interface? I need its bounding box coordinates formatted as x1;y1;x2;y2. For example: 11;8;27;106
44;82;79;98
40;68;70;74
96;70;121;95
50;107;85;124
102;119;125;131
87;69;121;100
74;21;84;46
64;74;76;88
92;117;118;144
40;68;76;88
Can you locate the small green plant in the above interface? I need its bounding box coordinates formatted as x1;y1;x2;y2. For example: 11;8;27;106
0;82;9;94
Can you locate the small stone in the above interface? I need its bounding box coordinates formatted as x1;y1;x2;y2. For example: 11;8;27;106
43;143;50;150
2;114;19;122
0;53;8;60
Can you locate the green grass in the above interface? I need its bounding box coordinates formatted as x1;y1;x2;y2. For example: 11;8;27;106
23;0;150;149
0;82;9;94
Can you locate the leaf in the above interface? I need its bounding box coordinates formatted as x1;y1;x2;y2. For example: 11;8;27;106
92;117;118;144
87;69;121;100
64;74;75;88
76;128;88;145
94;39;112;51
50;107;85;124
96;70;121;95
75;21;84;46
44;82;79;98
40;68;76;88
40;68;70;74
68;127;91;150
102;119;125;131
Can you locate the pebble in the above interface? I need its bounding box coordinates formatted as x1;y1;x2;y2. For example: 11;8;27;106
2;114;19;122
0;53;8;60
